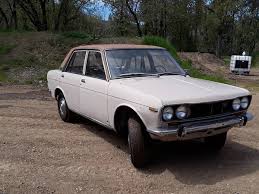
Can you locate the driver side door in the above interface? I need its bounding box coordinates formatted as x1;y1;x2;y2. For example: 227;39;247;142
60;50;86;112
80;51;109;125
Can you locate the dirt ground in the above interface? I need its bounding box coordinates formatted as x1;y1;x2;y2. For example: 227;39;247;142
0;85;258;194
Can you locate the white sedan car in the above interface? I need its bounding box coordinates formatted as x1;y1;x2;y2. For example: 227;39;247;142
47;44;253;168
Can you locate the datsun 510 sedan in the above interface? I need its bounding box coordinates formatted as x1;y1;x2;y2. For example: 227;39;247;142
47;44;253;168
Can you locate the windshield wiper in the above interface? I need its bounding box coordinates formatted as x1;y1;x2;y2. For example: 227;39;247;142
157;72;181;76
115;73;159;79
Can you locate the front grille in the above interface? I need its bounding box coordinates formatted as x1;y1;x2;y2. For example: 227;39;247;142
165;96;251;124
189;100;233;118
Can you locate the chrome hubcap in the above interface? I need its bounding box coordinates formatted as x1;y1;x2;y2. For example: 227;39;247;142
59;98;67;117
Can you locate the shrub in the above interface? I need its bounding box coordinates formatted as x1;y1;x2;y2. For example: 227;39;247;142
143;36;179;60
61;31;91;39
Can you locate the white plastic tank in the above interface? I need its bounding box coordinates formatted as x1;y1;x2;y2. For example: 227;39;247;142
230;52;252;75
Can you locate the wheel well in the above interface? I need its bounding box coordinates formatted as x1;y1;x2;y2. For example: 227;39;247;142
114;106;145;136
54;88;63;100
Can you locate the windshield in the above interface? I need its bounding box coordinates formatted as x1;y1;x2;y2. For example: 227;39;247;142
106;49;185;79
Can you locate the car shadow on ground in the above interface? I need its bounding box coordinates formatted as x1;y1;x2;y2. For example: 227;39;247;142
79;117;259;186
144;140;259;185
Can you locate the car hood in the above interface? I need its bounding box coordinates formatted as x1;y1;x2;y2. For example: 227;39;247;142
109;75;250;107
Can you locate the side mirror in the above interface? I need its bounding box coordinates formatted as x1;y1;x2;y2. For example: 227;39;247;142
184;69;189;76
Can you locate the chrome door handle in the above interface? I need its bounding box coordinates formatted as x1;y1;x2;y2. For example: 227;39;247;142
81;79;85;83
61;74;64;78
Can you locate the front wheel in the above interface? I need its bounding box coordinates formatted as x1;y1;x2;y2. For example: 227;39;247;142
128;117;148;168
204;132;227;151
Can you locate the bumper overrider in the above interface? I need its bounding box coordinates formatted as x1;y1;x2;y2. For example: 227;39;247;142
147;113;253;142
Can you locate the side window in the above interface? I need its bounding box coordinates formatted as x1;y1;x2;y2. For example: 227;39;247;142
85;51;106;80
65;51;86;74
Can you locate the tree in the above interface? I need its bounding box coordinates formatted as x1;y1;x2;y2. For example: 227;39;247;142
0;0;258;56
0;0;18;29
17;0;48;31
105;0;143;36
104;0;132;36
54;0;91;31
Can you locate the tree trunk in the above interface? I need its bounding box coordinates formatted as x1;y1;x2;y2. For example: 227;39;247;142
55;0;66;31
39;0;48;30
0;7;9;28
13;0;18;30
125;0;142;37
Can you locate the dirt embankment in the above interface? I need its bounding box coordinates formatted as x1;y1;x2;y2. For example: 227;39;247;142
179;52;259;84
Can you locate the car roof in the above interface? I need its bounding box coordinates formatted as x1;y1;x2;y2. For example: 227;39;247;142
60;44;165;70
72;44;165;51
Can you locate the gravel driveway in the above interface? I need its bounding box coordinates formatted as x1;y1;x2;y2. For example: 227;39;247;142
0;85;258;194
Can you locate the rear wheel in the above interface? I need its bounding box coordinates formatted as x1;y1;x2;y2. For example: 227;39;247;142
57;94;74;122
204;132;227;151
128;116;148;168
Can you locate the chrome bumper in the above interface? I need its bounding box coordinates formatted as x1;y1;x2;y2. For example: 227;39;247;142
147;113;253;142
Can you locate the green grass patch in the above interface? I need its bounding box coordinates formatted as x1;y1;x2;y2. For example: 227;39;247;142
0;71;7;81
0;44;16;55
61;31;91;39
1;57;39;68
181;60;229;84
55;31;94;48
25;80;33;84
143;36;229;83
0;65;7;81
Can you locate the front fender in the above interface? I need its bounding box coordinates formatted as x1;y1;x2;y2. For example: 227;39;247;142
108;96;160;131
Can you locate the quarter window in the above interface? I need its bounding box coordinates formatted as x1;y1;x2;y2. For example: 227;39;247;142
65;51;86;74
85;51;106;80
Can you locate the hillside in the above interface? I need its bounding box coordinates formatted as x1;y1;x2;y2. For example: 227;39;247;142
0;32;143;84
0;31;258;87
0;32;92;84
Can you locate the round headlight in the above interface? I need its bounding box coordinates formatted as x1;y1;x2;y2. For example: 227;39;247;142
162;107;174;121
176;105;189;119
241;97;249;109
232;98;241;111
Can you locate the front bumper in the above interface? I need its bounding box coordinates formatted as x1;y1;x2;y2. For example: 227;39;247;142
147;113;253;142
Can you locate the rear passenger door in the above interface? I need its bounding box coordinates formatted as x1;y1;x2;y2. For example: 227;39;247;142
61;50;86;112
80;51;109;125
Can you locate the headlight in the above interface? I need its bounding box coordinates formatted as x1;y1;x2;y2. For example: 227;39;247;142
176;105;189;119
241;97;249;109
162;107;174;121
232;98;241;111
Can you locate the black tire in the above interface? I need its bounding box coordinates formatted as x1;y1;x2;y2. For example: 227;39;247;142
204;132;227;151
57;94;74;122
128;116;148;168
